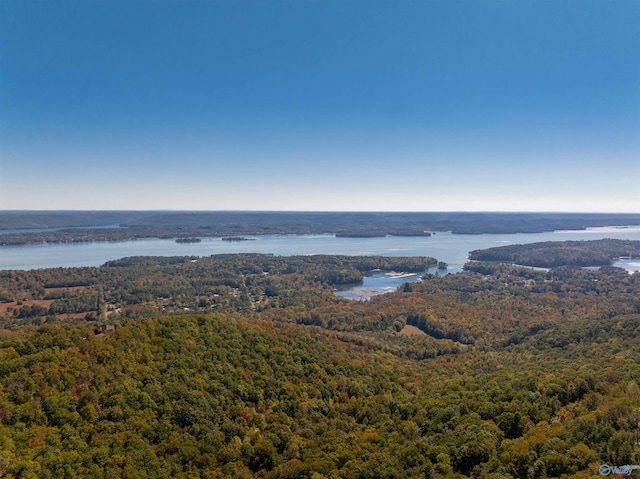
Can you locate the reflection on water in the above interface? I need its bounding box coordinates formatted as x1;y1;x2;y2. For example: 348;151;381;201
335;268;442;300
613;258;640;273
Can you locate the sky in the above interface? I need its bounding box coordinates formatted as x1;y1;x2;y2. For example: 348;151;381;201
0;0;638;212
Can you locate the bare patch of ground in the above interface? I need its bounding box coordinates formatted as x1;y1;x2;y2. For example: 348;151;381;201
399;324;426;336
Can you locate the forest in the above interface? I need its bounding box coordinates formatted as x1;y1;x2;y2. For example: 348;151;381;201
0;255;437;322
0;242;638;478
468;239;640;268
2;211;640;245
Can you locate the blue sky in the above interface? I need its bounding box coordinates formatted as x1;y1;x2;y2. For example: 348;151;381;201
1;0;638;212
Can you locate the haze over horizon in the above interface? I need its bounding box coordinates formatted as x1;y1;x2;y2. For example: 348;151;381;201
1;1;639;213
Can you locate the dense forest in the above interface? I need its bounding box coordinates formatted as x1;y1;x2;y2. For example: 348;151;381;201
0;243;639;477
0;255;436;321
468;239;640;268
2;211;640;245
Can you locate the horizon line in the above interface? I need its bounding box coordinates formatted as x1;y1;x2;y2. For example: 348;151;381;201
2;210;640;215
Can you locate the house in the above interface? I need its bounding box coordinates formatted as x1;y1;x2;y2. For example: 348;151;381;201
94;324;115;336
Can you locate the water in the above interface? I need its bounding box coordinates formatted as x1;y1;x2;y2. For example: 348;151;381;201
335;270;442;301
0;224;125;235
1;226;639;271
613;258;640;273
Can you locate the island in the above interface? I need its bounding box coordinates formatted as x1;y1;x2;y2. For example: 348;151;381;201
221;236;255;242
175;237;201;243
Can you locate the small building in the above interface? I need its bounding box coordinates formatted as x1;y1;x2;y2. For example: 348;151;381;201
94;324;115;336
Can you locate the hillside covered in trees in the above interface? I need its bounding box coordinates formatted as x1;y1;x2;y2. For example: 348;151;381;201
0;244;639;478
0;255;436;322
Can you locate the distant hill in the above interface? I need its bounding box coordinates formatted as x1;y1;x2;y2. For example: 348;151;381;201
0;211;154;229
2;211;640;236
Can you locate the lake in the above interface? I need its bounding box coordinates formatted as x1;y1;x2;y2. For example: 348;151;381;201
334;270;441;301
1;226;639;272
